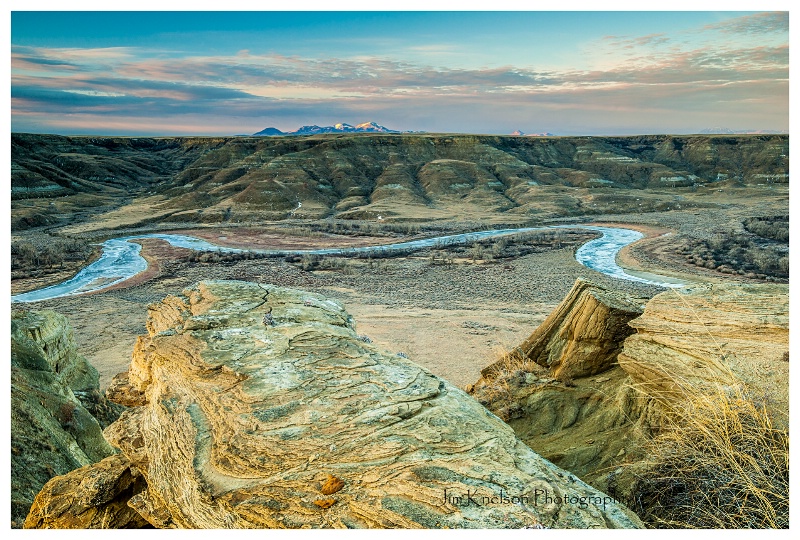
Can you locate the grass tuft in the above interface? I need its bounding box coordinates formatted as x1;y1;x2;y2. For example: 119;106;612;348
631;383;789;528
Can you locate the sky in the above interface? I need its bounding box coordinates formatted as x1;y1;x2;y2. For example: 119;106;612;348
8;6;791;136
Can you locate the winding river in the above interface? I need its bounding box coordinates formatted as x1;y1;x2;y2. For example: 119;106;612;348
11;225;683;303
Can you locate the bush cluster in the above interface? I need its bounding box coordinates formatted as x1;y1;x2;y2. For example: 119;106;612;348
676;234;788;280
742;215;789;242
11;237;91;276
187;250;268;264
281;220;422;238
442;230;595;262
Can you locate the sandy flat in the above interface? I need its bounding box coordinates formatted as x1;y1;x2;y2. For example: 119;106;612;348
341;303;549;389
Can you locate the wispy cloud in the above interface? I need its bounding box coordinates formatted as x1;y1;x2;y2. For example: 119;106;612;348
702;11;788;35
10;12;789;135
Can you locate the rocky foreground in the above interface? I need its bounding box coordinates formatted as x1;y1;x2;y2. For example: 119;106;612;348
469;278;789;501
24;280;642;529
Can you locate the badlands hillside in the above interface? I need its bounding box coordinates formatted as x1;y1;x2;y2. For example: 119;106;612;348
12;133;788;230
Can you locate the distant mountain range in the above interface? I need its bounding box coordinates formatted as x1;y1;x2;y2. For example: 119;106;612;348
511;130;556;137
699;127;786;135
252;124;787;138
253;121;403;136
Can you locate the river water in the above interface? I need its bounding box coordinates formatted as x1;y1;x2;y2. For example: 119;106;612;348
11;225;682;303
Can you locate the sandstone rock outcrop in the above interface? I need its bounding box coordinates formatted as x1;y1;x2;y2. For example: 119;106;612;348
469;279;789;499
14;309;99;391
23;454;150;529
618;282;789;420
469;279;650;490
480;278;643;381
26;280;642;529
11;310;118;527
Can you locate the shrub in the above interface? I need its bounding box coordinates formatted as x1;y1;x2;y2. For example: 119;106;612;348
630;384;789;528
680;234;788;280
742;215;789;242
10;242;37;269
11;236;92;275
300;254;320;271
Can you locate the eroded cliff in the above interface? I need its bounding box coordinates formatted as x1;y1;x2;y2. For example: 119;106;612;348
469;279;789;500
11;310;119;527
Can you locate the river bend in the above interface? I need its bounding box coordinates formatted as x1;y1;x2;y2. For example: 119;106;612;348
11;225;682;303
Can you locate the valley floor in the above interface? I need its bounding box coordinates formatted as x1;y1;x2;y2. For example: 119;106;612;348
12;192;786;388
10;208;751;390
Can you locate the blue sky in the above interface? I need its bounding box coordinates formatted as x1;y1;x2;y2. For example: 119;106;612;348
9;8;790;136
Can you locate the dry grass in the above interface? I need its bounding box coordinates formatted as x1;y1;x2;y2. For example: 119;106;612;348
493;345;536;376
630;383;789;528
627;286;789;528
469;346;520;406
468;345;550;420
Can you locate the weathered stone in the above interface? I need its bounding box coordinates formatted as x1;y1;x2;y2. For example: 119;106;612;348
481;279;643;381
618;282;789;419
11;310;118;528
470;359;652;496
12;309;99;392
24;454;150;529
105;368;147;407
470;280;789;507
29;280;642;529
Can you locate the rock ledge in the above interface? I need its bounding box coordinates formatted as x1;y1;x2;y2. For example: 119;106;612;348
26;280;641;529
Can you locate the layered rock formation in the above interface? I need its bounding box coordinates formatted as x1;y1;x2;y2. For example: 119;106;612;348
469;279;789;495
26;280;642;529
619;282;789;419
468;279;650;489
12;133;788;229
11;310;119;527
24;454;150;529
480;278;643;381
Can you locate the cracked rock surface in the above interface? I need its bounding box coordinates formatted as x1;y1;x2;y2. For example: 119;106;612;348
26;280;642;529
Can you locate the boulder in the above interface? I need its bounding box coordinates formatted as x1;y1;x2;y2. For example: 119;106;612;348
26;280;642;529
481;278;643;381
11;310;118;527
23;454;150;529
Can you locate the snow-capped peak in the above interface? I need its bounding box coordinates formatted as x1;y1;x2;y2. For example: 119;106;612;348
253;121;402;136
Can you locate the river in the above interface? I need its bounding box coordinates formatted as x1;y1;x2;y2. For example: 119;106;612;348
11;225;683;303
